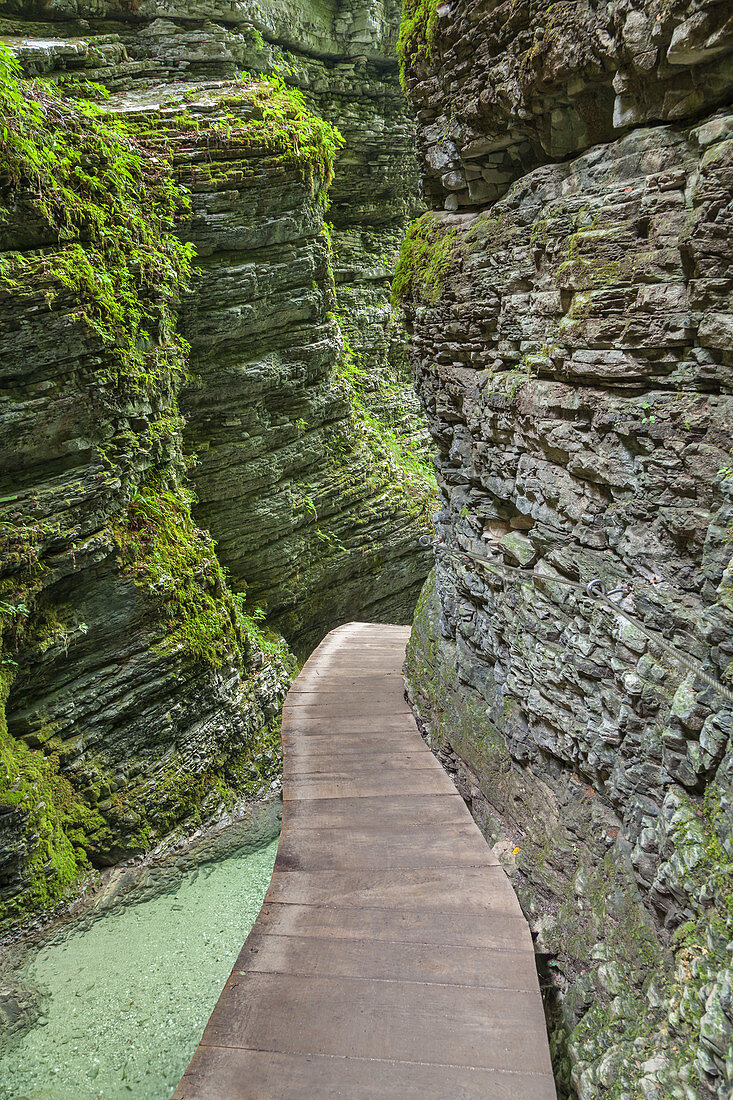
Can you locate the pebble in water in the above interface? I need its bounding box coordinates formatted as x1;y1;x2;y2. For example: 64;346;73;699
0;838;278;1100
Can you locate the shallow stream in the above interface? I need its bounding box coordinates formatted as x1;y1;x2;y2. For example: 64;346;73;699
0;815;279;1100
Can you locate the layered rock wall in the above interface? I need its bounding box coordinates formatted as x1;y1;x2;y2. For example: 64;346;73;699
2;1;432;650
399;1;733;1096
0;1;431;926
0;64;298;927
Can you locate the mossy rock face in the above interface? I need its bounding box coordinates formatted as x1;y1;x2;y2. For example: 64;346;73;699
0;53;303;927
0;2;433;925
406;575;733;1098
171;75;434;652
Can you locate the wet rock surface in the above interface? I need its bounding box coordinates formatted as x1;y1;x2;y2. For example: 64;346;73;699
399;1;733;1095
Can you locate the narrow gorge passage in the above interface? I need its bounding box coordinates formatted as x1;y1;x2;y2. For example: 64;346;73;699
175;622;555;1100
1;0;732;1096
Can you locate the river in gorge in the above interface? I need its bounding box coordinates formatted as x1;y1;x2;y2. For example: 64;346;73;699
0;806;280;1100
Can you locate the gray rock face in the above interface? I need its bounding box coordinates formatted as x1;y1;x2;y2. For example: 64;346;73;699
399;2;733;1095
401;0;733;210
0;1;430;926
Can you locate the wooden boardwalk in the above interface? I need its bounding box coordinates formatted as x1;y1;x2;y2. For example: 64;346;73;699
174;622;556;1099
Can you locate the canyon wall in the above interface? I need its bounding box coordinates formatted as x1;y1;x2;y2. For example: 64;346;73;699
0;1;431;927
3;0;432;650
399;1;733;1096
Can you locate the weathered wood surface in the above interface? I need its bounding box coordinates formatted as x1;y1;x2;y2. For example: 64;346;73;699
174;622;556;1099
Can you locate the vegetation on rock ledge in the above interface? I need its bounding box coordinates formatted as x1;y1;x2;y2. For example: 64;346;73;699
115;485;293;671
0;43;194;392
139;74;344;207
397;0;440;89
236;74;344;196
392;213;459;305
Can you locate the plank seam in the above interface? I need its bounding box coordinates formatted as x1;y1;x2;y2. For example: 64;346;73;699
189;1043;556;1079
244;929;533;954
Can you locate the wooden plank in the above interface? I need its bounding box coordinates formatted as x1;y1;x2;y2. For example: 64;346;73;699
198;971;552;1076
285;770;459;799
283;699;408;713
284;753;447;779
282;734;432;757
249;901;535;953
177;1046;558;1100
282;793;469;830
274;821;498;871
286;669;406;685
296;661;407;674
264;868;524;917
234;932;542;990
281;713;416;733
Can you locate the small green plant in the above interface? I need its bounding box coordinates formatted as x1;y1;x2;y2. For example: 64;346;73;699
397;0;440;88
641;401;657;425
316;528;348;554
39;619;89;657
0;600;29;621
294;485;318;520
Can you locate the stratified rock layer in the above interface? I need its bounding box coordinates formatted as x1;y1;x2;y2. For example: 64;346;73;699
0;1;431;927
399;2;733;1096
0;72;298;927
401;0;733;209
1;1;431;652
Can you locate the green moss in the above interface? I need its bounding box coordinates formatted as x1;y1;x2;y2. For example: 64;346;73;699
132;717;283;840
397;0;440;89
0;665;105;927
0;43;194;392
667;790;733;987
226;717;283;798
0;580;290;927
327;313;437;529
544;848;663;973
405;570;513;775
464;208;518;252
140;75;343;205
237;74;343;195
358;406;437;526
114;484;293;671
392;213;460;305
567;987;664;1098
319;222;436;529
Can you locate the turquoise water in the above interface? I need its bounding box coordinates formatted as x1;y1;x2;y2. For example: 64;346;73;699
0;836;278;1100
